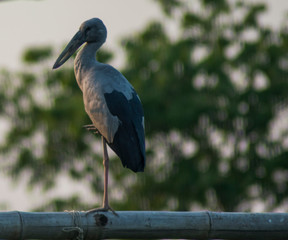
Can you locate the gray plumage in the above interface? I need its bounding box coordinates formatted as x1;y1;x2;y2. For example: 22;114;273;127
53;18;145;171
53;18;146;212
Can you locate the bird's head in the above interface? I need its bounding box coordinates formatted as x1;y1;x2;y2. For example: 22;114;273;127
53;18;107;69
80;18;107;44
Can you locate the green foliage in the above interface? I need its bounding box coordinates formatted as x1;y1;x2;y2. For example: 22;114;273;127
22;46;52;64
33;195;88;212
153;0;183;16
0;0;288;214
119;0;288;211
0;47;113;198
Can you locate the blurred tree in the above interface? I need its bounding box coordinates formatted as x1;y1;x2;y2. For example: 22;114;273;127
116;0;288;212
0;48;115;207
0;0;288;214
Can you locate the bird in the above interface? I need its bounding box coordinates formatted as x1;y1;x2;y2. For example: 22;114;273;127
53;18;145;213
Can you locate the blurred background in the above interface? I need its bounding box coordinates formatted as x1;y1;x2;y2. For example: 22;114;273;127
0;0;288;215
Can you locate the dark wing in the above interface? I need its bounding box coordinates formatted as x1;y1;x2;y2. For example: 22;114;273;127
104;90;145;172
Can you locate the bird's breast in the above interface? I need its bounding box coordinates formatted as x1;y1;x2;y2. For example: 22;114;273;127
74;62;136;143
82;76;120;143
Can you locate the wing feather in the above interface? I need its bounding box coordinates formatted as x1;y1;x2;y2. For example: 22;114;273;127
104;90;145;172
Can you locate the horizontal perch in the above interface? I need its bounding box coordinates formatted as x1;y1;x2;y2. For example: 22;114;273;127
0;211;288;239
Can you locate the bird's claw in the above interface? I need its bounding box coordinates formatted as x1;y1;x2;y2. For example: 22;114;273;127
83;124;99;134
86;205;118;216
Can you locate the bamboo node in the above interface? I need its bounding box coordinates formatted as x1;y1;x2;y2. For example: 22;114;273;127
62;211;84;240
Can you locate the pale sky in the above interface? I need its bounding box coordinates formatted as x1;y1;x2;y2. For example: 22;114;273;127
0;0;162;211
0;0;287;69
0;0;288;211
0;0;161;69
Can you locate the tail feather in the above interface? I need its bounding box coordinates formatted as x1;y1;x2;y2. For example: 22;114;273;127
107;120;145;172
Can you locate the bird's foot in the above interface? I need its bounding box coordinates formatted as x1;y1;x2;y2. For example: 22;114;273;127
86;205;118;216
83;124;99;135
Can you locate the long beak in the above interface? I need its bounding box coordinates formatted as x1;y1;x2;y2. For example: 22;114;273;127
53;31;85;69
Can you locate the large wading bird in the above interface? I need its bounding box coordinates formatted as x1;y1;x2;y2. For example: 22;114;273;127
53;18;145;213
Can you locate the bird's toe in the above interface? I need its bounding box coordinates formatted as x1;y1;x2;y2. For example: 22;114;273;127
83;124;100;135
86;205;118;216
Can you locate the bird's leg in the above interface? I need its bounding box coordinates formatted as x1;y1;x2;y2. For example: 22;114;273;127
86;136;118;216
83;124;99;134
102;137;111;209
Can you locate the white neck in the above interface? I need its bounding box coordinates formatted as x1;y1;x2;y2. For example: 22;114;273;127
74;41;103;90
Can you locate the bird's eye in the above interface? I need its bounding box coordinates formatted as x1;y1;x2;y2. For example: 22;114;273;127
85;27;91;34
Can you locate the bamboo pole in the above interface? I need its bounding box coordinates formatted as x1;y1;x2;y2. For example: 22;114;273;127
0;211;288;239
